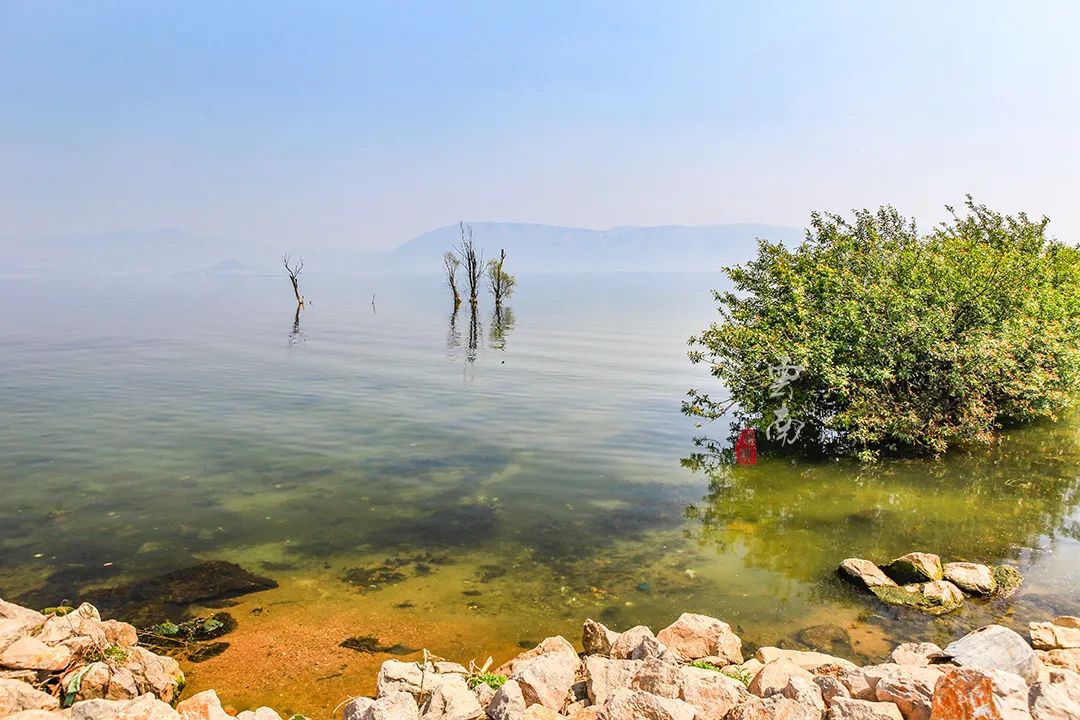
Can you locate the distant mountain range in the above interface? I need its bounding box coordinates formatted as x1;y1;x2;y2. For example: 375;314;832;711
385;222;803;272
4;222;803;277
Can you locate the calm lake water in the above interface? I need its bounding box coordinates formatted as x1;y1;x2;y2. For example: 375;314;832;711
1;273;1078;716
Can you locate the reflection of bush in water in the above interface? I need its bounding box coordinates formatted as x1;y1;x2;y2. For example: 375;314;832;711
684;422;1080;584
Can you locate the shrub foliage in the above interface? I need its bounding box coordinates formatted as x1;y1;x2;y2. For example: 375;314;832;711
686;198;1080;460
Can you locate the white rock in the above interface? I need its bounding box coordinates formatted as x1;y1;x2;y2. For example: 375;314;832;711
584;657;642;705
0;677;61;715
942;563;996;596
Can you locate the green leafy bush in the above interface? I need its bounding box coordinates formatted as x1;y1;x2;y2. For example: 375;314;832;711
468;672;508;690
687;198;1080;460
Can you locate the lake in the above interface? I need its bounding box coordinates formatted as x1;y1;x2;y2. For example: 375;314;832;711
1;273;1078;718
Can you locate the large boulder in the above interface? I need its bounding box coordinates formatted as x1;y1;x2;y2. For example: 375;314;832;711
597;688;696;720
942;563;996;596
656;613;742;664
929;667;1030;720
610;627;667;661
839;560;898;590
509;637;580;710
882;554;943;584
1;619;28;654
828;698;903;720
1030;618;1080;651
0;678;61;715
755;648;858;673
583;620;620;656
940;626;1039;685
889;644;942;668
781;675;826;714
584;657;643;705
815;675;851;706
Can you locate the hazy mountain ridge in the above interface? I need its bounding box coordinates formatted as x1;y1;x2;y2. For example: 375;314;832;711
5;222;804;277
385;222;803;272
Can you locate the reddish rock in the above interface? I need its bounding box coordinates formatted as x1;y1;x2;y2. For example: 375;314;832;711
929;667;1029;720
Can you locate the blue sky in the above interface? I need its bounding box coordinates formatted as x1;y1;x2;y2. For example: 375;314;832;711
2;1;1078;249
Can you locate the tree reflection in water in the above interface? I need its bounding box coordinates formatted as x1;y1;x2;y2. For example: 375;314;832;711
681;420;1080;586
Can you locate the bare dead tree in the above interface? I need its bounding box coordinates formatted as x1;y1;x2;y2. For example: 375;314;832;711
282;254;304;306
485;248;515;309
443;251;462;306
456;222;483;307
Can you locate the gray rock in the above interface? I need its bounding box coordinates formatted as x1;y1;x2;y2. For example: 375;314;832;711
942;562;996;595
941;625;1040;685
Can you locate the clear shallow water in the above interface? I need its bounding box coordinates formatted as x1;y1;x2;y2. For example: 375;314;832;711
1;273;1078;716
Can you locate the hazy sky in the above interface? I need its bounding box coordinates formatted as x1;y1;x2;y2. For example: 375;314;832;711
2;1;1078;249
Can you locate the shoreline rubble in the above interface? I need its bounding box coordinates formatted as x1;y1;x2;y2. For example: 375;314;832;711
3;598;1079;720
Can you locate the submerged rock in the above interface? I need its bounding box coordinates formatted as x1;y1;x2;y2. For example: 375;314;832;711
881;553;943;585
942;563;996;596
83;561;278;626
869;581;963;615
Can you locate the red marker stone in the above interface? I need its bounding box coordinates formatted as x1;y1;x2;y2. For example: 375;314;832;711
735;428;757;465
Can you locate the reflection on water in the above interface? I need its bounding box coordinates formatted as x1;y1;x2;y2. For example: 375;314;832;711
0;273;1077;716
489;306;515;351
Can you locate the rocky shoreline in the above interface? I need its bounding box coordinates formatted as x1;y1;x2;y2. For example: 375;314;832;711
2;597;1079;720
